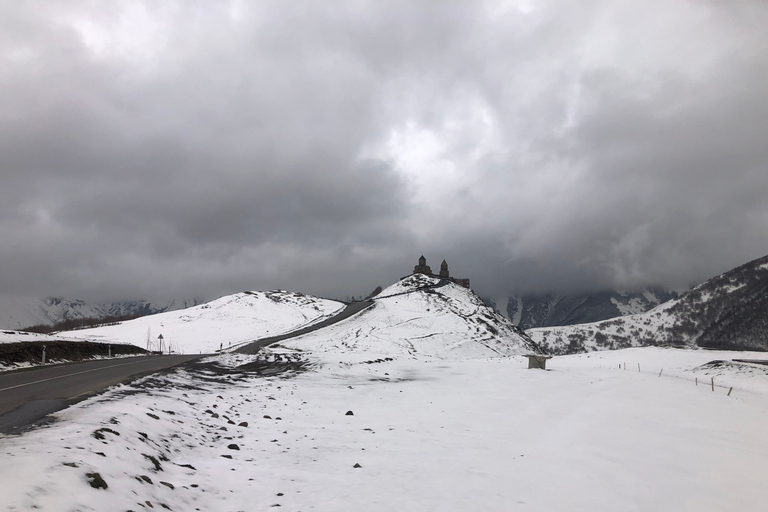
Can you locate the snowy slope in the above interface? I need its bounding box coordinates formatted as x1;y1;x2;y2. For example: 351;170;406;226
1;347;766;511
0;329;67;345
529;254;768;354
55;291;345;354
486;288;677;329
271;273;542;363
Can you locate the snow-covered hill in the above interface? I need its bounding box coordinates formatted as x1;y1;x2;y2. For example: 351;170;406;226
0;297;201;330
267;273;542;363
55;291;345;354
485;289;677;328
529;254;768;354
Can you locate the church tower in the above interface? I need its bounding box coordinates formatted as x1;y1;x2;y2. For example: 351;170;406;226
439;259;450;278
413;255;433;275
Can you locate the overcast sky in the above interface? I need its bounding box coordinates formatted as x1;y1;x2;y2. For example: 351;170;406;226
2;0;768;303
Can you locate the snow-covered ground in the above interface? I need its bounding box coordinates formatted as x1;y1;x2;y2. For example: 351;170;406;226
2;279;765;510
0;330;64;345
54;291;345;354
1;347;766;511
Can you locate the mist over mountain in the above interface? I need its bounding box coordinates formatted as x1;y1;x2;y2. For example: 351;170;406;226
528;254;768;354
0;297;203;331
484;289;677;329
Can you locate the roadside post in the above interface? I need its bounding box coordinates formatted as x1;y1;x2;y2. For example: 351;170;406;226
42;345;46;365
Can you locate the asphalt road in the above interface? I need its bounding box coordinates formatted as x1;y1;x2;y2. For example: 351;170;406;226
0;354;203;433
235;300;374;354
0;299;377;432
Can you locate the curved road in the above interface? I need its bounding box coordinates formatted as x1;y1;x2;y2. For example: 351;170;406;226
233;279;449;355
235;300;374;354
0;354;203;433
1;288;426;433
1;301;378;433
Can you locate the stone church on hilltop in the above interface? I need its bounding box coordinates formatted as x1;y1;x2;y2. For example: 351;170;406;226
411;255;470;289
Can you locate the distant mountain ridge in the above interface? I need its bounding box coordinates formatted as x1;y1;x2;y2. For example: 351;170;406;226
528;254;768;354
484;289;677;329
0;297;203;330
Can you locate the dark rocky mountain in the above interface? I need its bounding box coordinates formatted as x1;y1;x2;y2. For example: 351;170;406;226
484;289;677;329
528;254;768;354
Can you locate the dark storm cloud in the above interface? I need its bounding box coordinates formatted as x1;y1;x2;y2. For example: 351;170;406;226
1;0;768;303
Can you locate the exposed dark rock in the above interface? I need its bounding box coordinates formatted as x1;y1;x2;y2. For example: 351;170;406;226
142;454;163;472
91;427;120;440
86;472;108;489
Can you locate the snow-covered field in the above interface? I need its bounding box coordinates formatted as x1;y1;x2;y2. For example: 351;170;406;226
1;347;766;511
2;278;766;510
0;330;64;345
53;291;345;354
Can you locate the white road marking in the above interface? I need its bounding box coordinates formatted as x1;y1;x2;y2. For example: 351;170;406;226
0;358;168;393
